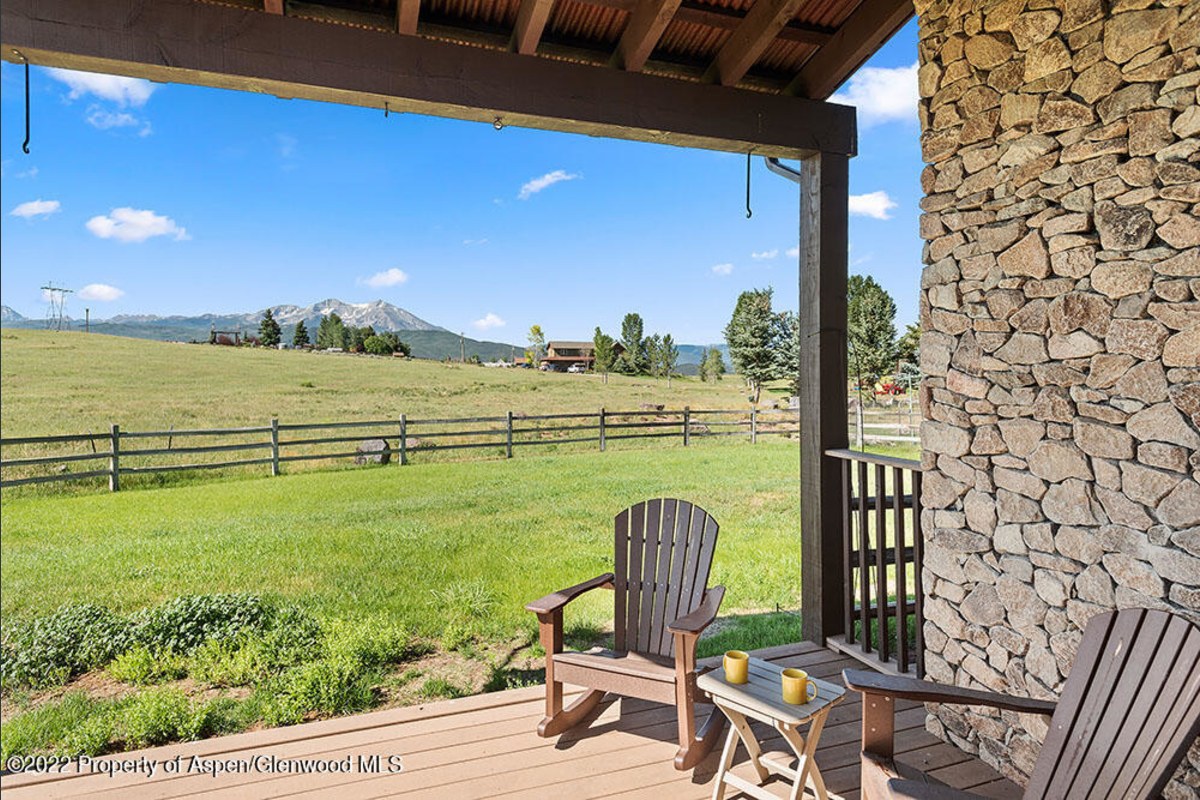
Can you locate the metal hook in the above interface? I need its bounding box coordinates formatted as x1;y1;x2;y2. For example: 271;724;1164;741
744;151;752;218
384;101;389;118
21;56;31;154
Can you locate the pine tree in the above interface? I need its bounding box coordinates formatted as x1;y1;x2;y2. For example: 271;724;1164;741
773;311;801;395
592;327;616;383
617;313;647;374
701;348;726;382
292;319;310;347
660;334;679;388
316;312;348;350
645;334;663;379
724;288;778;404
258;308;282;347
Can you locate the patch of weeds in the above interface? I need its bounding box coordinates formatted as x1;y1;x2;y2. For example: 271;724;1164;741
483;665;543;693
260;657;379;726
122;688;234;749
696;612;801;659
1;605;132;690
300;381;316;388
129;594;273;655
564;622;606;651
436;582;495;652
108;646;187;685
0;692;121;760
322;617;424;669
419;678;468;700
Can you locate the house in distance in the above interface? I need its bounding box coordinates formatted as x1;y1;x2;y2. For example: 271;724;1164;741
542;340;625;372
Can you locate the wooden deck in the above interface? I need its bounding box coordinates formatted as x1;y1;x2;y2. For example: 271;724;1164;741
1;643;1019;799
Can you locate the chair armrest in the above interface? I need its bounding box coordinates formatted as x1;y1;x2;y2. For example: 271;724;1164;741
844;669;1057;716
669;586;726;635
525;572;614;616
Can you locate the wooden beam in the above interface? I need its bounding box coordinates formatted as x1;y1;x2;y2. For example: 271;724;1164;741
785;0;913;100
799;150;849;645
511;0;556;55
573;0;834;46
0;0;855;158
611;0;682;72
703;0;806;86
264;0;284;15
396;0;421;35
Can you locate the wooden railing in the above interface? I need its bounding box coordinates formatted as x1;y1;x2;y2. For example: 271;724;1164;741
0;407;801;492
824;448;924;677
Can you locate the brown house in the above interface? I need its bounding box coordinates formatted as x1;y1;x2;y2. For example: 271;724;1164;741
543;340;625;371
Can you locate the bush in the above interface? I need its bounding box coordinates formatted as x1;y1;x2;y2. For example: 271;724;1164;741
109;646;187;685
1;605;132;689
260;657;378;726
322;617;422;669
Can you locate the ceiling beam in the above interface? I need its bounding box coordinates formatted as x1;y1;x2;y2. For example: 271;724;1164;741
785;0;913;99
1;0;855;157
703;0;807;86
674;3;830;46
510;0;556;55
396;0;421;35
264;0;284;14
611;0;682;72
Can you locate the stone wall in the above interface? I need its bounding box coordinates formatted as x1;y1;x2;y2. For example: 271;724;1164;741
913;0;1200;794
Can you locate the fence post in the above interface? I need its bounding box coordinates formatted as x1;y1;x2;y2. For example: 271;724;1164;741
399;414;408;466
683;407;690;447
751;407;758;444
599;408;607;452
109;424;120;492
506;411;514;459
270;418;280;477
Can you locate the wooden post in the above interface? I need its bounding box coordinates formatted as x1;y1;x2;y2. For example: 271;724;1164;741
800;150;849;645
683;406;691;446
399;414;408;465
599;408;607;452
270;418;280;476
751;407;758;444
109;423;120;492
506;411;514;459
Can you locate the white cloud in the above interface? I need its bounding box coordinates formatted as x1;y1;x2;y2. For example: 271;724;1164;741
711;263;734;276
751;249;779;260
831;63;918;128
46;68;157;107
276;134;298;159
463;238;489;246
86;106;139;130
362;268;409;288
11;199;60;219
78;283;125;302
786;246;800;258
848;191;898;220
518;170;580;200
472;312;506;331
86;208;189;243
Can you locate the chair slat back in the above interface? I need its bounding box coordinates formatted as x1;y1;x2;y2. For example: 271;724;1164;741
1024;608;1200;800
612;499;719;658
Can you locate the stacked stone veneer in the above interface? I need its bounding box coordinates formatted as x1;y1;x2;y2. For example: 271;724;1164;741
914;0;1200;794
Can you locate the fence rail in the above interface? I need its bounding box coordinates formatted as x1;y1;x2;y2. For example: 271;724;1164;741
824;447;924;677
0;406;814;492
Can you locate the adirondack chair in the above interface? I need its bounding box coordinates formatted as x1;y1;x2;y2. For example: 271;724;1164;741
526;498;727;771
845;607;1200;800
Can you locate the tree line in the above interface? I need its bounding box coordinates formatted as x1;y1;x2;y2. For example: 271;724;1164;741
257;309;412;356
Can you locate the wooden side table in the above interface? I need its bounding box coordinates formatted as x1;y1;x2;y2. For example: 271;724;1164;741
697;657;846;800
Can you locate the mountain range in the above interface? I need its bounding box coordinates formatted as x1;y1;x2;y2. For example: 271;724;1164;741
0;299;726;367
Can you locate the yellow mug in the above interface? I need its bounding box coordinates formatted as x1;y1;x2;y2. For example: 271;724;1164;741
723;650;749;684
781;668;819;704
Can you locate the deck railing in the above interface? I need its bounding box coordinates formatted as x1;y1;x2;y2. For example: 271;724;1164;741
825;448;924;677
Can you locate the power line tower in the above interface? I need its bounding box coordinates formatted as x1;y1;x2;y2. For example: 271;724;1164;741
40;283;73;331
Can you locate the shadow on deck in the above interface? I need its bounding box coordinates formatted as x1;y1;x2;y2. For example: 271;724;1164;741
1;642;1019;799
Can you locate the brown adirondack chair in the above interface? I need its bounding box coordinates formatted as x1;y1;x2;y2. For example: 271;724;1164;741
526;498;727;770
845;607;1200;799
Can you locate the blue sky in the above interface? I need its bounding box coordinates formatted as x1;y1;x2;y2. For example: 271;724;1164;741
1;21;921;345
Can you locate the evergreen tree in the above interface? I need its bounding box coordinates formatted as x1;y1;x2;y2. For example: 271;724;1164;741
258;308;282;347
660;334;679;388
723;288;778;404
292;319;310;347
316;312;348;350
896;322;920;370
701;348;726;382
848;275;898;385
645;334;663;379
592;327;616;383
773;311;801;395
348;325;376;353
617;313;647;374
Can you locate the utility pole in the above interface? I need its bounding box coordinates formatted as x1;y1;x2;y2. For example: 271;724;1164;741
460;332;465;363
85;308;90;333
40;283;73;331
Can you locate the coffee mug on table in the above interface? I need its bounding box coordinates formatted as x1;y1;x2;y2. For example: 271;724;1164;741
723;650;749;684
781;668;819;704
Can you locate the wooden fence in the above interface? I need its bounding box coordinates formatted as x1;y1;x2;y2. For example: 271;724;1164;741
824;447;924;677
0;407;805;492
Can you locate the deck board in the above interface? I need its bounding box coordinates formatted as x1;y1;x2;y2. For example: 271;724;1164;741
0;643;1021;799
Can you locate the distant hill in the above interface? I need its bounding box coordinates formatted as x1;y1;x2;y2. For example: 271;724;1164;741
0;299;727;367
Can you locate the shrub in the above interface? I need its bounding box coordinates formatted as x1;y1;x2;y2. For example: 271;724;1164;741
260;657;378;726
322;617;422;669
1;605;132;689
108;646;187;685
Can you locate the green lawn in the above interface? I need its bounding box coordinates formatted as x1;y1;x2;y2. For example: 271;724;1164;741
1;440;802;635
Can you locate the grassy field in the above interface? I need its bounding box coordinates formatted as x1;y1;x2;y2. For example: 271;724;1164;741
0;329;760;437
